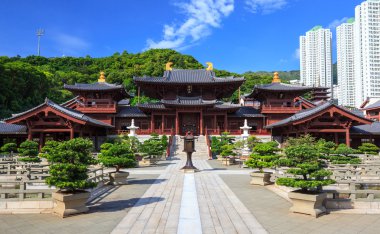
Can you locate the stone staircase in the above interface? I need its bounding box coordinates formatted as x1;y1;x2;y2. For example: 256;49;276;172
171;135;210;160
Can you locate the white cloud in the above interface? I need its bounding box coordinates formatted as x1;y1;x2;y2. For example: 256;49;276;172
328;17;349;30
146;0;234;50
55;33;90;55
245;0;287;14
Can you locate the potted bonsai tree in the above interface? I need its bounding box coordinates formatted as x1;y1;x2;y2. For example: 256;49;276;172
42;138;96;217
219;144;236;166
98;142;136;185
0;142;17;157
330;144;361;164
140;133;165;166
245;141;280;186
276;142;335;217
18;140;40;162
358;143;379;155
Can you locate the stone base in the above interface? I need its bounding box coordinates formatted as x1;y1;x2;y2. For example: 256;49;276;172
109;171;129;185
52;191;90;218
181;168;199;173
220;158;235;166
250;172;272;186
139;158;159;166
288;191;327;217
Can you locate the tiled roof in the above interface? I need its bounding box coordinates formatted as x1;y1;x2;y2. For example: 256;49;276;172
228;107;265;118
118;99;130;106
351;122;380;135
116;107;148;118
64;82;125;91
363;100;380;110
214;103;241;109
6;98;113;128
162;96;217;106
134;69;244;84
254;83;315;92
137;103;166;110
266;102;370;129
0;122;27;135
61;96;79;107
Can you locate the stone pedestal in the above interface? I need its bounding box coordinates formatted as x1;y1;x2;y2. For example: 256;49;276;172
109;171;129;185
52;191;90;218
250;172;272;186
288;191;327;217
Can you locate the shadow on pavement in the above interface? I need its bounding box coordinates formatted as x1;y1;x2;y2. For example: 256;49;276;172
89;196;165;213
128;178;167;185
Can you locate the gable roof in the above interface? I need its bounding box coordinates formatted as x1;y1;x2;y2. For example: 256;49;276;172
228;107;265;118
5;98;113;128
363;100;380;110
351;122;380;135
64;82;124;91
266;101;371;129
161;96;218;106
134;69;244;85
0;122;27;135
116;106;148;118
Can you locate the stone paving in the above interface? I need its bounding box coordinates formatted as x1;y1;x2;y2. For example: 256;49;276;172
4;151;380;233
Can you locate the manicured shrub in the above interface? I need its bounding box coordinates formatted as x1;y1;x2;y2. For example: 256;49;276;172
98;142;136;172
18;140;40;162
358;143;379;155
43;138;96;192
140;133;165;159
245;142;280;172
0;143;17;154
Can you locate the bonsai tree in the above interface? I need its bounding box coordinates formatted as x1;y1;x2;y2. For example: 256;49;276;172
98;142;136;172
0;142;17;155
140;133;165;159
247;135;261;150
329;144;361;164
18;140;40;162
245;142;280;172
43;138;96;192
358;143;379;155
161;135;168;149
219;144;236;158
316;139;336;157
284;134;316;147
276;143;335;193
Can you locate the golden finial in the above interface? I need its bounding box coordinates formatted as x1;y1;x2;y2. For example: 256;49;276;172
98;71;106;83
272;72;281;83
166;62;173;71
206;62;213;71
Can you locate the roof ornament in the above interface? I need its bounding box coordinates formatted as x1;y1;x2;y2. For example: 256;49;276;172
98;71;106;83
206;62;213;71
272;72;281;83
166;62;173;71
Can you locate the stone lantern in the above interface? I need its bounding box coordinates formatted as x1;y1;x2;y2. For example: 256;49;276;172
127;119;139;137
240;119;252;156
180;131;198;172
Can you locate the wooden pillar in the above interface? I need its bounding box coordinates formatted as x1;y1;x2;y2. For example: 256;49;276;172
70;128;74;139
224;114;227;132
27;131;32;140
150;114;154;133
345;128;350;147
39;133;43;150
213;115;217;130
200;110;203;135
334;132;339;145
175;111;179;135
161;115;165;134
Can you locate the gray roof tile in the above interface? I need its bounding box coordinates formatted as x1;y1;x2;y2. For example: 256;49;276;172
228;107;265;118
0;122;27;134
64;82;125;91
364;100;380;110
162;96;218;106
351;122;380;135
116;107;148;118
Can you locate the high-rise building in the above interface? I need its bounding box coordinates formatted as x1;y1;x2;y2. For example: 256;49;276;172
354;0;380;107
300;26;333;88
337;18;355;107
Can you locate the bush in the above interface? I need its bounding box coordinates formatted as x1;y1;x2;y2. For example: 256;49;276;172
245;142;280;172
358;143;379;155
334;144;357;156
276;143;335;193
316;139;336;156
0;143;17;154
220;144;236;158
43;138;96;192
98;142;136;172
18;140;40;162
140;133;165;159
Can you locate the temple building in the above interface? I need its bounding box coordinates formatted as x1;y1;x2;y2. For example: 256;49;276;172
0;63;379;149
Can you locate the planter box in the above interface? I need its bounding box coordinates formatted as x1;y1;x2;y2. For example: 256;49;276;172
139;158;159;166
288;190;327;217
250;172;272;186
220;158;235;166
109;171;129;185
52;191;90;218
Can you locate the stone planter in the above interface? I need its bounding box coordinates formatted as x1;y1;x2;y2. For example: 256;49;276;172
109;171;129;185
288;190;327;217
250;172;272;186
52;191;90;218
220;157;235;166
139;158;159;166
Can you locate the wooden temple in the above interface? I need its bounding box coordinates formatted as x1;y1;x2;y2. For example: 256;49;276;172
1;63;380;149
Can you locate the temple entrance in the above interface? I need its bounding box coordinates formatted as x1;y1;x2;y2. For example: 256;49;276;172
179;113;200;135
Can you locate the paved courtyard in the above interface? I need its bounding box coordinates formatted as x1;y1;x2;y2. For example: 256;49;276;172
2;156;380;233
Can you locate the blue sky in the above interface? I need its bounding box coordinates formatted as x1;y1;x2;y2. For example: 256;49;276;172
0;0;363;73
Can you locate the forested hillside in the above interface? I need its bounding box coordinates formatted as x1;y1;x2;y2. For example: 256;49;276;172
0;49;301;119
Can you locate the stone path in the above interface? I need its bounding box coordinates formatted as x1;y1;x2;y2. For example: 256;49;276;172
112;157;267;234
